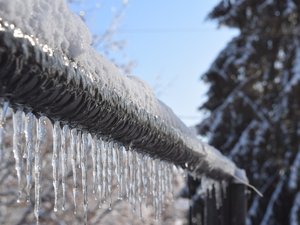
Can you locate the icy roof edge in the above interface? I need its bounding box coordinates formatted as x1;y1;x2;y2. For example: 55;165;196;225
0;0;247;183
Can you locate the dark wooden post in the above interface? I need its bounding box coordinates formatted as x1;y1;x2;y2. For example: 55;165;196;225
206;187;219;225
228;183;247;225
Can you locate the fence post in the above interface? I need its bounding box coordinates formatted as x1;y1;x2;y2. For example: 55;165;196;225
228;183;247;225
186;177;248;225
206;187;219;225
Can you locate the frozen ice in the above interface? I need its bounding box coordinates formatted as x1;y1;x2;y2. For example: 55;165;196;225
34;116;47;225
70;129;78;213
61;125;69;210
96;138;104;207
12;110;24;202
108;141;114;209
118;145;124;199
25;112;35;202
90;135;97;196
81;132;89;225
0;101;9;160
52;121;61;212
0;106;187;223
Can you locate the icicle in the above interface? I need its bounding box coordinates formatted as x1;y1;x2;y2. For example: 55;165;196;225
157;161;163;220
131;151;138;211
90;135;97;196
164;162;169;204
149;156;154;206
151;159;156;212
164;163;170;199
13;110;24;202
107;141;114;210
153;159;159;220
118;145;124;200
61;125;68;210
142;156;149;203
161;162;167;210
0;101;9;160
24;112;35;202
81;132;89;225
35;116;47;225
114;143;120;193
70;129;77;213
96;138;103;207
76;131;82;168
102;141;108;203
214;182;222;209
128;150;133;204
137;153;143;218
125;149;131;200
221;181;227;199
52;121;61;212
168;164;174;199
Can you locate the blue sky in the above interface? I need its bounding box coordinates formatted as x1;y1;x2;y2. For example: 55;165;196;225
70;0;238;126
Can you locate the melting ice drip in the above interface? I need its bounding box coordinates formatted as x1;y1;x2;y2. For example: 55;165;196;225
0;101;178;225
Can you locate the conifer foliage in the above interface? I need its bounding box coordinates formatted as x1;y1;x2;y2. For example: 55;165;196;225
198;0;300;224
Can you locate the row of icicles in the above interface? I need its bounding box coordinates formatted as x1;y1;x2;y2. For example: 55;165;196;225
0;101;180;224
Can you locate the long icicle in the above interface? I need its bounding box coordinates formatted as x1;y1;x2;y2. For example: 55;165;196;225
13;110;24;202
97;138;103;207
108;141;113;210
70;129;78;213
76;131;82;168
52;121;61;212
137;153;143;218
118;145;124;200
125;149;130;200
114;143;120;197
128;150;133;205
0;101;9;160
132;151;137;211
24;112;35;203
61;125;68;211
104;141;109;203
142;156;149;206
35;116;47;225
90;135;97;196
81;132;89;225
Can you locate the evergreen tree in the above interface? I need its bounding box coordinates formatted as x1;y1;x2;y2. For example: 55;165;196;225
198;0;300;224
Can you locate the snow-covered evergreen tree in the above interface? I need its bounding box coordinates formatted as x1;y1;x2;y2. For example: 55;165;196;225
198;0;300;224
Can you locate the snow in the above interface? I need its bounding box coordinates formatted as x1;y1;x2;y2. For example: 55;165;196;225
288;149;300;190
229;120;268;158
285;46;300;93
0;0;163;122
0;0;91;59
290;192;300;225
260;176;285;225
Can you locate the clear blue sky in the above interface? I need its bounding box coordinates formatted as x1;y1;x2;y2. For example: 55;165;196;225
70;0;238;127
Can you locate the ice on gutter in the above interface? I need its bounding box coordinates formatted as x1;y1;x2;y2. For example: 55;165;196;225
0;0;247;183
